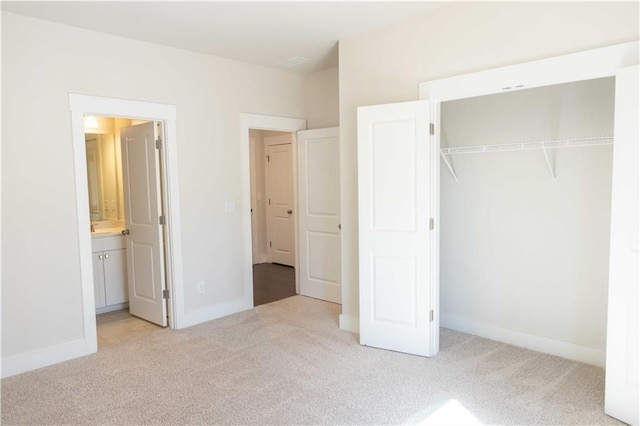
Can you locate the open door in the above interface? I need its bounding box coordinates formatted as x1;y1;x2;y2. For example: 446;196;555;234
604;65;639;425
358;100;438;357
298;127;341;303
121;122;167;327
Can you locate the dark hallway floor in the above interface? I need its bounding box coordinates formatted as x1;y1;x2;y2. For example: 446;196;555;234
253;263;296;306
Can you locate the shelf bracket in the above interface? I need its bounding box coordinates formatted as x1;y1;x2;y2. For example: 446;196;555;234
440;151;459;182
541;145;556;183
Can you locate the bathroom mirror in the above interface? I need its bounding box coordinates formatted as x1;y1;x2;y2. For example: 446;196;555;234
85;133;119;222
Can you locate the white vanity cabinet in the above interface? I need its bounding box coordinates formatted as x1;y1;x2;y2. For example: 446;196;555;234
91;233;128;313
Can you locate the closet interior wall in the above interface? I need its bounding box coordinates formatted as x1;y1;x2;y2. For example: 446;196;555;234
440;77;615;356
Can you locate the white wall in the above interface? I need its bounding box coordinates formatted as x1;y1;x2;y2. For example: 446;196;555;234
303;67;339;129
1;12;305;362
338;1;639;340
440;78;614;352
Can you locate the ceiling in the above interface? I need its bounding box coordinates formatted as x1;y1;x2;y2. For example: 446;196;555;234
1;1;447;74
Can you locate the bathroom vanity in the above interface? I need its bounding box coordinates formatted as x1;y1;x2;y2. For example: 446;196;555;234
91;231;128;313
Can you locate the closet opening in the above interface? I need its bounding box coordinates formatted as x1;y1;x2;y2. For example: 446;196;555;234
248;129;297;306
439;76;615;365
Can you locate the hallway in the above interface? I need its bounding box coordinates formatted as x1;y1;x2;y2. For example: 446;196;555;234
253;263;296;306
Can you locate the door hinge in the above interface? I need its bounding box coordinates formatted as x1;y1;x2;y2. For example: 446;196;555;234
429;309;434;322
266;155;270;162
429;123;435;136
163;289;170;299
429;218;434;230
159;215;166;225
338;224;342;230
268;198;271;205
269;241;272;247
155;139;163;150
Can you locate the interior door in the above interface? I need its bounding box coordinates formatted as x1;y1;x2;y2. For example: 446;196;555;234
121;122;167;327
604;65;639;425
298;127;341;303
266;142;295;266
358;100;438;357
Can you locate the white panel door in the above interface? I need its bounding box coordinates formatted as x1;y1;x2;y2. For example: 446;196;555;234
298;127;341;303
266;143;295;266
605;65;639;426
121;122;167;327
358;100;437;357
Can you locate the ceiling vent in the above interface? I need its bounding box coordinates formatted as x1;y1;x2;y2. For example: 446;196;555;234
274;56;311;69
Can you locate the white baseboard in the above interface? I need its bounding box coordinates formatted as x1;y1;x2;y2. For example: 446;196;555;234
441;312;606;367
339;314;359;334
1;337;96;378
252;254;267;265
178;297;253;329
96;302;129;315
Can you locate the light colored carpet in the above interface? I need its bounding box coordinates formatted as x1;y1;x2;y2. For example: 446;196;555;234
1;296;622;425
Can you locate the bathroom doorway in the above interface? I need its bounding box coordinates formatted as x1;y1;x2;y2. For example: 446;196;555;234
84;116;169;331
70;94;184;354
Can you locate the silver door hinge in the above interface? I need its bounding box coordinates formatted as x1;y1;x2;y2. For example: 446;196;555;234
163;289;170;299
429;123;435;136
159;215;166;225
429;309;434;322
429;218;434;230
155;139;163;150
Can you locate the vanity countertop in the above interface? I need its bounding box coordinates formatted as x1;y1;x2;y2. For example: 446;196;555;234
91;228;125;238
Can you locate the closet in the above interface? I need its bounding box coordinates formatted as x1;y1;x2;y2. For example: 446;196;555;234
356;42;638;425
438;77;615;356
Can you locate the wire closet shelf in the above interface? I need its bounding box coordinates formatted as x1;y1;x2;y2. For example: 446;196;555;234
440;136;614;183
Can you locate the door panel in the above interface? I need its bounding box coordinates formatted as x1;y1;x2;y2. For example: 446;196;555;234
358;101;436;357
121;122;167;327
298;127;341;303
93;252;106;309
104;249;128;306
266;142;295;266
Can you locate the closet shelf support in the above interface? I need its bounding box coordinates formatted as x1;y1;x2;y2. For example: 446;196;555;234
541;145;556;183
440;152;459;182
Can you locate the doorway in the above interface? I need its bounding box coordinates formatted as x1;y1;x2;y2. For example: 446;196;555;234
248;129;297;306
239;114;306;307
69;94;184;355
84;116;170;332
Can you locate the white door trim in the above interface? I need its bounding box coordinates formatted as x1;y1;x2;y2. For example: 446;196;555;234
69;95;185;341
419;41;638;101
239;114;306;300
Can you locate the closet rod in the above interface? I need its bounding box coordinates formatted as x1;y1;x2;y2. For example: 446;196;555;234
440;136;613;155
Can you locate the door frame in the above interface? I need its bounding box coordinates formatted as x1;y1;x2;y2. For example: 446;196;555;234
239;114;306;300
69;94;185;350
419;41;638;365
